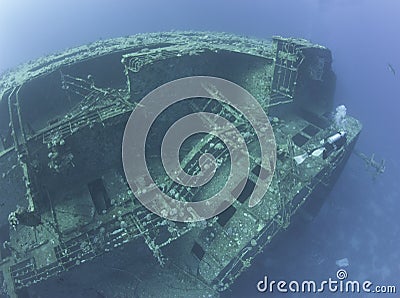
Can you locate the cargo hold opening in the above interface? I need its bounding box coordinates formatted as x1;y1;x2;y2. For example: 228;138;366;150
88;178;111;214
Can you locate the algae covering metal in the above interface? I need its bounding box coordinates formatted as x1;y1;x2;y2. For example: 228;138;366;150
0;31;361;297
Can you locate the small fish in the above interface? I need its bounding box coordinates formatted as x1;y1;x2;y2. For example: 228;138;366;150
388;63;396;75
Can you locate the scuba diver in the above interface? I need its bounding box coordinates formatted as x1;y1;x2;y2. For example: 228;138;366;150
294;131;347;165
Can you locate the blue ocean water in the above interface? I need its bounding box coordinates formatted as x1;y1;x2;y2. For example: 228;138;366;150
1;1;399;297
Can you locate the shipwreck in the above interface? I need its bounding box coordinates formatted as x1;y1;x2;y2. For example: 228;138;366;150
0;31;361;297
